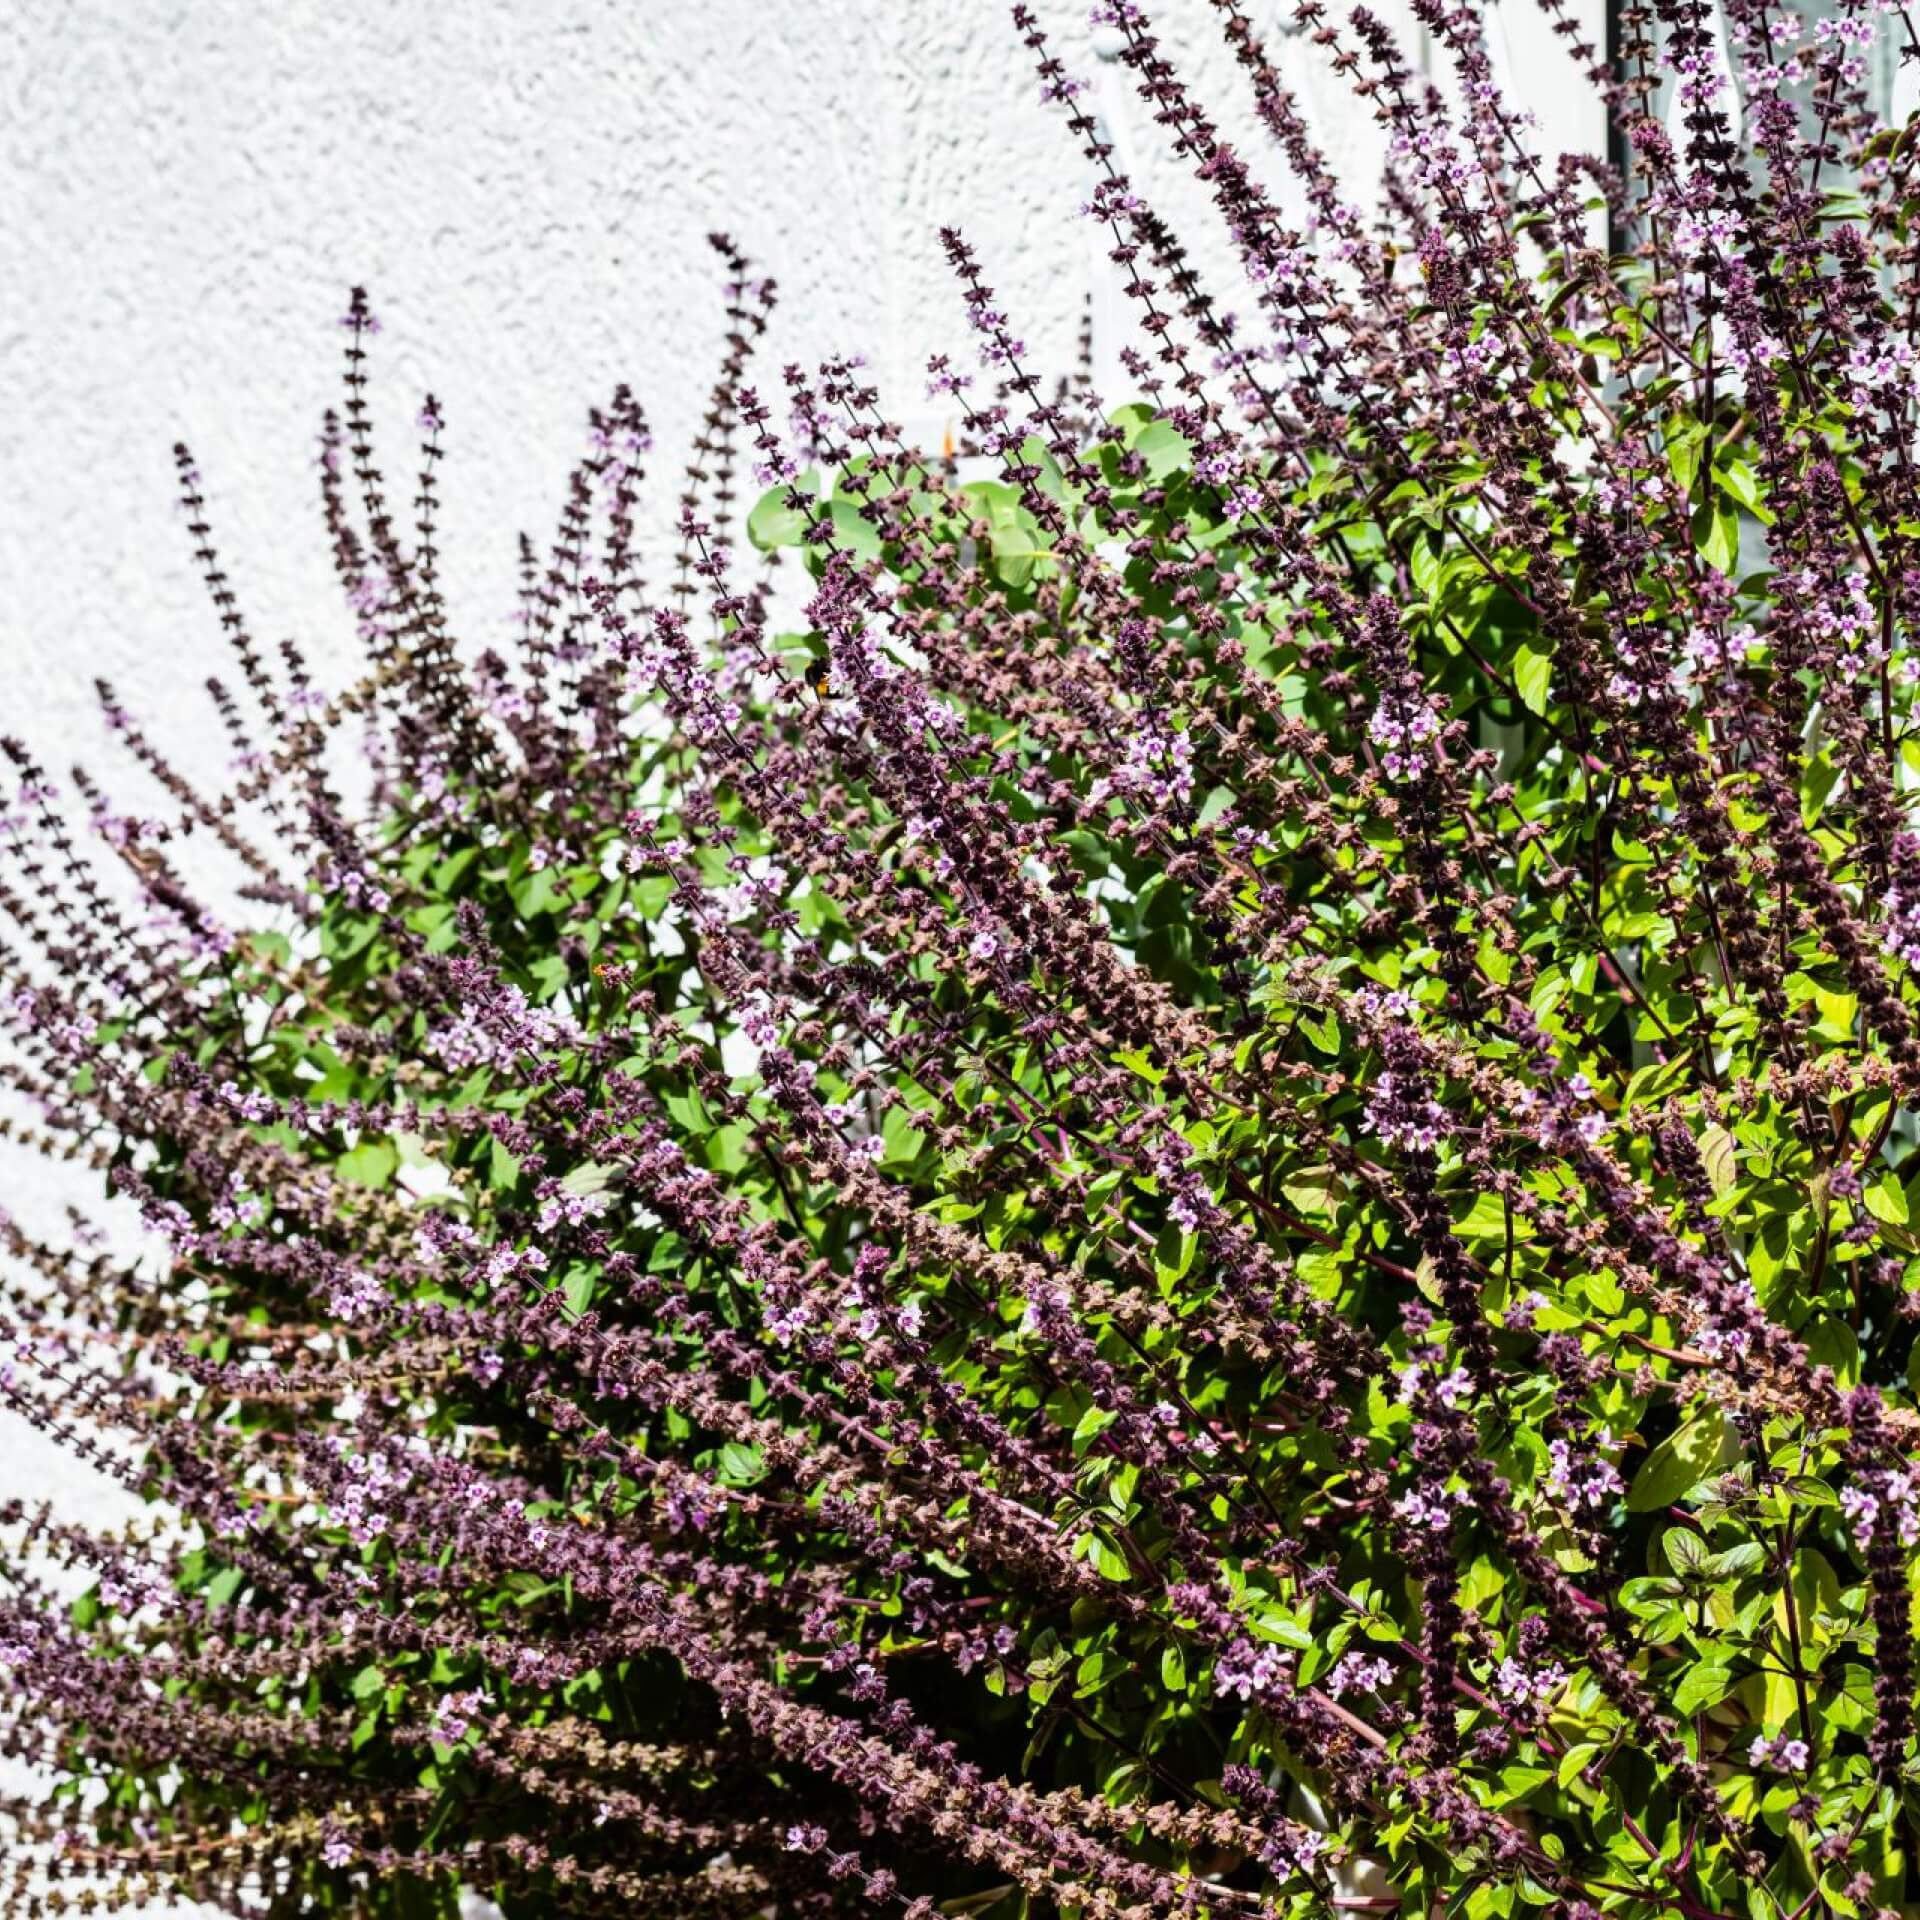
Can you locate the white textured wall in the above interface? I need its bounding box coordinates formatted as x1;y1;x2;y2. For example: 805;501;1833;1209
0;0;1601;1907
4;0;1605;788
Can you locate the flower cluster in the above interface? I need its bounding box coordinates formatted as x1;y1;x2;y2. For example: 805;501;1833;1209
6;4;1920;1918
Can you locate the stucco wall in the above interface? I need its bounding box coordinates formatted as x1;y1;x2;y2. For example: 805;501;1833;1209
0;0;1603;1906
5;0;1606;788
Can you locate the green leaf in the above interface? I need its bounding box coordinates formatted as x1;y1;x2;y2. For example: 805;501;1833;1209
1280;1165;1347;1216
1772;1548;1841;1649
1248;1609;1314;1650
1513;642;1552;717
1661;1526;1706;1574
1154;1223;1198;1285
746;475;817;552
1666;418;1709;499
508;865;564;919
1298;1007;1341;1054
1627;1409;1729;1511
1076;1646;1120;1697
1714;456;1770;521
562;1265;597;1318
1866;1173;1909;1226
1072;1403;1119;1454
336;1140;398;1189
1700;1125;1739;1198
828;497;884;564
1453;1192;1522;1242
1696;498;1741;574
1806;1316;1860;1387
881;1105;925;1166
1133;420;1191;481
706;1124;751;1175
1797;752;1843;829
1673;1659;1735;1715
989;517;1049;588
1623;1057;1690;1110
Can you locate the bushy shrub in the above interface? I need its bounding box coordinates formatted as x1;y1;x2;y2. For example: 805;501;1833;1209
7;2;1920;1916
